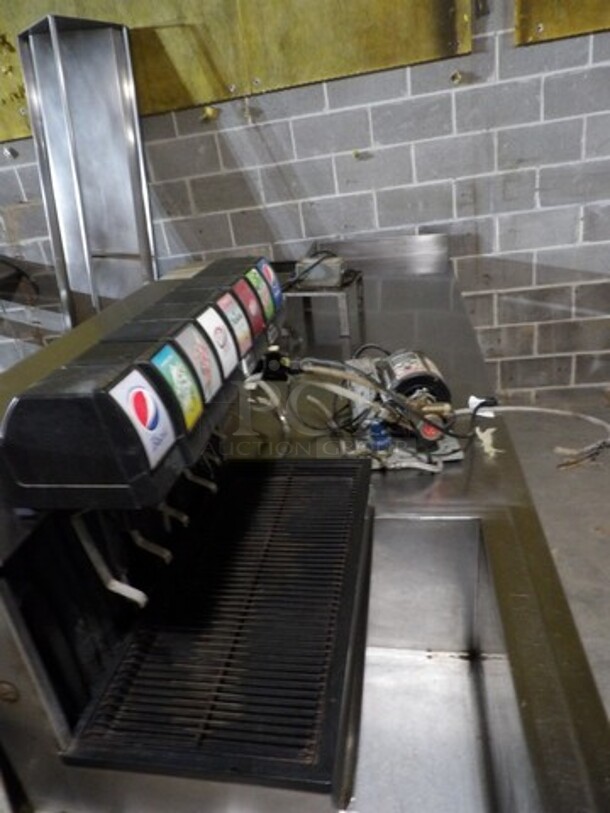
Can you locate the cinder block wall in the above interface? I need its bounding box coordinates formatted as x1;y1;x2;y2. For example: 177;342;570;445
1;2;609;401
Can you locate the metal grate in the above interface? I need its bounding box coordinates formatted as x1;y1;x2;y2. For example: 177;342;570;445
66;460;371;793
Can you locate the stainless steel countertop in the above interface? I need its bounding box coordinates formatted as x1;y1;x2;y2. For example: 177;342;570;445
273;253;610;813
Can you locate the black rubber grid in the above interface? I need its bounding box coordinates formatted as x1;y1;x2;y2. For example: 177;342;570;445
65;459;371;794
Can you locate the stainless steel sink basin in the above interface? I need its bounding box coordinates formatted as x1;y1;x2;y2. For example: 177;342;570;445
348;515;607;813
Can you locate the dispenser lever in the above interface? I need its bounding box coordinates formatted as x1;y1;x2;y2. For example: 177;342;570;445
184;469;218;493
130;530;173;564
71;515;148;608
158;501;190;532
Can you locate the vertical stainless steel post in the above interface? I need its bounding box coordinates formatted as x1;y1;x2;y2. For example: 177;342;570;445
18;15;158;326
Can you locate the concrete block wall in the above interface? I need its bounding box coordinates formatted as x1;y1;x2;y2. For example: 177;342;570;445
1;1;609;401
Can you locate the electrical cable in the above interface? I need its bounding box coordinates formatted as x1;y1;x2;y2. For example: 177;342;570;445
454;403;610;435
254;352;477;467
556;439;610;468
267;353;609;467
353;342;391;358
300;394;370;437
245;376;281;409
454;403;610;466
341;267;359;286
257;355;484;445
297;377;389;418
499;405;608;434
283;250;336;291
299;356;346;370
300;359;389;392
298;359;467;439
244;377;290;439
286;393;334;434
448;397;499;450
336;406;372;435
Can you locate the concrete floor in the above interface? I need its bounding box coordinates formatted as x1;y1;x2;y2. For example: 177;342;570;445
503;390;610;717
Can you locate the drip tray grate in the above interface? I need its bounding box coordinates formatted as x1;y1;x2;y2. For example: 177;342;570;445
65;460;372;794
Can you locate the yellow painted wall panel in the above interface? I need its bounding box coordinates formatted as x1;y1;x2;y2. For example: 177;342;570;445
241;0;471;91
1;0;247;139
129;1;248;113
516;0;610;44
1;0;471;141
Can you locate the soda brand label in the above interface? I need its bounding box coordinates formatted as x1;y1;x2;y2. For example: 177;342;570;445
246;267;275;321
109;369;176;469
216;292;253;356
232;278;266;337
151;344;203;432
175;324;222;402
197;307;239;378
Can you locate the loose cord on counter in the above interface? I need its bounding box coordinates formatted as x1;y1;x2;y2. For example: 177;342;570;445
456;404;610;467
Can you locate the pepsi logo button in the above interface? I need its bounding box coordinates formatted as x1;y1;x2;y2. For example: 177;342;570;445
109;369;176;469
129;387;160;431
